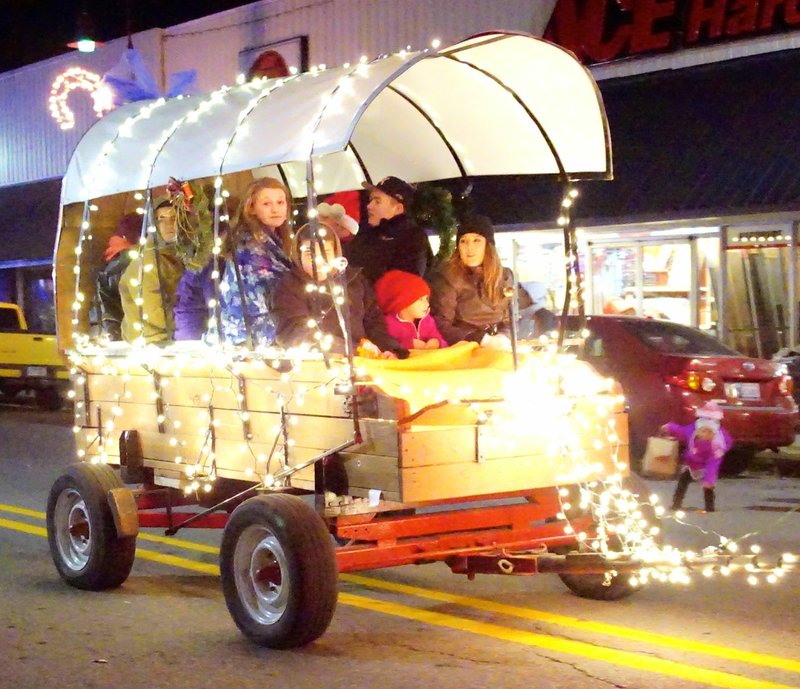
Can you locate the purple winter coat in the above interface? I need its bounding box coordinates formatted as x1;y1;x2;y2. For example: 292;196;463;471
664;422;733;486
173;263;214;340
383;312;448;350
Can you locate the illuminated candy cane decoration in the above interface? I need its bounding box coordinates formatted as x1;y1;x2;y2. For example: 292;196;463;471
49;67;113;130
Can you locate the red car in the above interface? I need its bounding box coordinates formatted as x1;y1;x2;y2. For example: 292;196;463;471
573;315;798;475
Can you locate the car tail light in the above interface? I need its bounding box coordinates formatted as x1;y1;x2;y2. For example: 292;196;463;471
779;374;794;397
665;370;717;392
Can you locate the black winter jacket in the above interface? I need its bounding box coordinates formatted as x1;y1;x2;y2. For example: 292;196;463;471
270;267;407;357
96;253;132;340
344;213;432;283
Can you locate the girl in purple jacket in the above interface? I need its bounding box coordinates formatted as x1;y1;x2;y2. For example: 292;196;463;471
374;270;448;350
661;401;732;513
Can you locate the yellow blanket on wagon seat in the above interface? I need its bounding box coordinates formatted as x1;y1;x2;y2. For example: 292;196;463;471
354;341;526;414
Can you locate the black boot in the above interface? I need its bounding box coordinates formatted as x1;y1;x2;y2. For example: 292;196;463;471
671;470;691;510
704;487;715;513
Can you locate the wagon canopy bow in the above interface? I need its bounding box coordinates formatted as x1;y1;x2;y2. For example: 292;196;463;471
61;32;611;205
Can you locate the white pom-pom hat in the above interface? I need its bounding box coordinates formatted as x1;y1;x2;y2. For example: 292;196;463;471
317;202;359;236
695;400;723;421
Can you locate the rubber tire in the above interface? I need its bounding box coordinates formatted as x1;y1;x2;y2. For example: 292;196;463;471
46;463;136;590
220;494;338;648
558;475;656;601
36;386;62;411
720;448;755;477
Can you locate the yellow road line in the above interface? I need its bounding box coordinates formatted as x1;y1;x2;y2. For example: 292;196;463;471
340;592;799;689
0;504;44;519
0;515;217;574
136;532;219;554
135;549;218;574
341;573;800;675
3;507;800;687
0;504;218;553
0;517;47;537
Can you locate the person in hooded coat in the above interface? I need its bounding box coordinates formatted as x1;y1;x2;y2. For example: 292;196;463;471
271;223;407;358
661;401;733;513
119;199;184;343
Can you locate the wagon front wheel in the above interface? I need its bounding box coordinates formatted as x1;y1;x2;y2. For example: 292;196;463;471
558;475;657;601
220;494;338;648
46;463;136;590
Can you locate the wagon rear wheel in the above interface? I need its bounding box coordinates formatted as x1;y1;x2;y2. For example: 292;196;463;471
46;463;136;590
559;565;639;601
558;475;657;601
220;494;338;648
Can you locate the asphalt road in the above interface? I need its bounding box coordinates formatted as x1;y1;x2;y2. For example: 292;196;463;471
1;407;800;689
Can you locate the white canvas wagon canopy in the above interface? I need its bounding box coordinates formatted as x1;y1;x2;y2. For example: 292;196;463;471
60;31;612;205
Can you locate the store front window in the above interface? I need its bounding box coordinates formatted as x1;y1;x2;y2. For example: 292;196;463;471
0;269;14;303
589;242;697;320
492;227;723;336
591;246;637;315
0;265;55;333
641;243;691;321
586;232;719;329
495;229;565;312
492;219;800;358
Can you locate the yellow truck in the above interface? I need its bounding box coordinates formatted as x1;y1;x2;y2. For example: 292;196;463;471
0;302;69;409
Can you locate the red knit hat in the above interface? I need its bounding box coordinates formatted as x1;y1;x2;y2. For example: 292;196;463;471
374;270;430;315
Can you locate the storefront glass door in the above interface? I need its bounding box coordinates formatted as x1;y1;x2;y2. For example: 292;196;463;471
725;243;791;358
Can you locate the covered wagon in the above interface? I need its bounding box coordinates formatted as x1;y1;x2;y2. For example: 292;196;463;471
46;31;659;648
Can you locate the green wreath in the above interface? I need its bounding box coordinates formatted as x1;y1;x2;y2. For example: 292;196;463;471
411;184;457;266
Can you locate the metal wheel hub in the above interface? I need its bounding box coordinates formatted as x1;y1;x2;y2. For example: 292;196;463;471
54;488;91;571
235;525;289;625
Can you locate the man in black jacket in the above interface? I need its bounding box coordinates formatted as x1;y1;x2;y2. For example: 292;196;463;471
344;176;433;283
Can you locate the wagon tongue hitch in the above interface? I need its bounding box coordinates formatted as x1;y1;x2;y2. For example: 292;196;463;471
447;550;799;578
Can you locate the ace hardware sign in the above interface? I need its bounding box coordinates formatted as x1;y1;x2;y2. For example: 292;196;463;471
545;0;800;64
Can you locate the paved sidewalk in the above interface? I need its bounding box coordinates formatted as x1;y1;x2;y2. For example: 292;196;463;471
753;433;800;477
643;471;800;556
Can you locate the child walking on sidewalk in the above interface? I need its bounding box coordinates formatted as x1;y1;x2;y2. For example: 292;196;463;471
661;401;732;513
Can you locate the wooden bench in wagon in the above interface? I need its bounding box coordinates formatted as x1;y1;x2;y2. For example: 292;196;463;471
46;31;660;648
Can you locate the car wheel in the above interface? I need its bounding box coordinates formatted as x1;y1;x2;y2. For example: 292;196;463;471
720;448;755;477
46;463;137;590
220;494;338;648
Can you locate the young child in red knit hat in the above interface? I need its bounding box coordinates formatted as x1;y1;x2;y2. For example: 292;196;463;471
374;269;448;350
